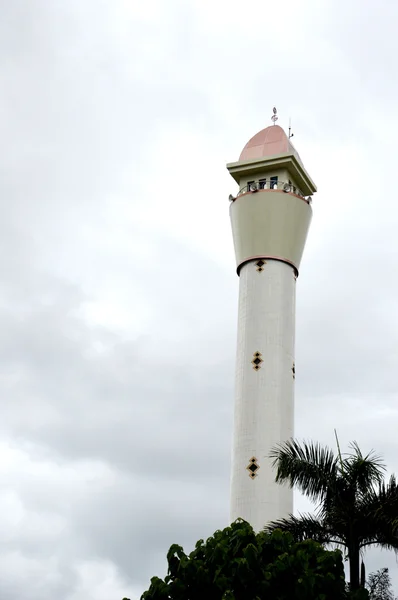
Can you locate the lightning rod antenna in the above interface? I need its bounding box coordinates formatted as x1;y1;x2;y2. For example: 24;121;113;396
288;118;294;139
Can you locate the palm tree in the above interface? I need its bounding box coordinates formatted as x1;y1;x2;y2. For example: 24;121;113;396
265;438;398;591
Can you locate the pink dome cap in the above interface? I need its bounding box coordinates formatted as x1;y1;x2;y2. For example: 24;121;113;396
239;125;302;164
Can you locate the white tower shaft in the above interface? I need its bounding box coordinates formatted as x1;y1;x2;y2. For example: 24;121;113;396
230;259;295;531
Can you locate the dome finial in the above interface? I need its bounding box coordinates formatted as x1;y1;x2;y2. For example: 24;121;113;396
271;107;278;125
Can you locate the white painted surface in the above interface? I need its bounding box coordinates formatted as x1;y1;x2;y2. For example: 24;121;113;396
230;259;295;531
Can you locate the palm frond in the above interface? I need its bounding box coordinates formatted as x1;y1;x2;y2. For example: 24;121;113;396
264;513;342;546
270;439;338;503
361;475;398;535
345;474;398;554
359;514;398;554
376;474;398;525
343;442;386;492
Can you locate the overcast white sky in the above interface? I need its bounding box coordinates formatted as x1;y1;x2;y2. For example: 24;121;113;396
1;0;398;598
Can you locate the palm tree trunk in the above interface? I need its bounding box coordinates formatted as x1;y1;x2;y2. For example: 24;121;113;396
349;544;360;590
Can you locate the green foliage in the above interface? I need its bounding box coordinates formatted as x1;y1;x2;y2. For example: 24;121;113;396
348;588;370;600
266;439;398;590
139;519;346;600
367;568;396;600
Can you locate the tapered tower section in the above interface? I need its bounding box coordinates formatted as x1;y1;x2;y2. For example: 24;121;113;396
227;121;316;531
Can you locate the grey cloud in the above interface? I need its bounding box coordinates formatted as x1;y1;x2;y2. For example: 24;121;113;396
1;0;398;598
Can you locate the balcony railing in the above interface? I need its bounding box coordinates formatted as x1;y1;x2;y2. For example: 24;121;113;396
232;180;312;203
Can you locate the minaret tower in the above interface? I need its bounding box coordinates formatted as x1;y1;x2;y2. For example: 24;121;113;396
227;111;317;531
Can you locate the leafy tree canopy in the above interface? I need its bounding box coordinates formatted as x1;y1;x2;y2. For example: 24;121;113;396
138;519;346;600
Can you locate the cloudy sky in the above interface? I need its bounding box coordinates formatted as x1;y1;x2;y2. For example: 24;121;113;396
1;0;398;598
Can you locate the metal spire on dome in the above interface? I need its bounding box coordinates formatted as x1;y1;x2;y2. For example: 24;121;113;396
271;107;278;125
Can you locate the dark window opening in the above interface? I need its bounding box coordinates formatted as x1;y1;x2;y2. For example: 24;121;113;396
270;176;278;189
247;181;255;192
259;178;267;189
